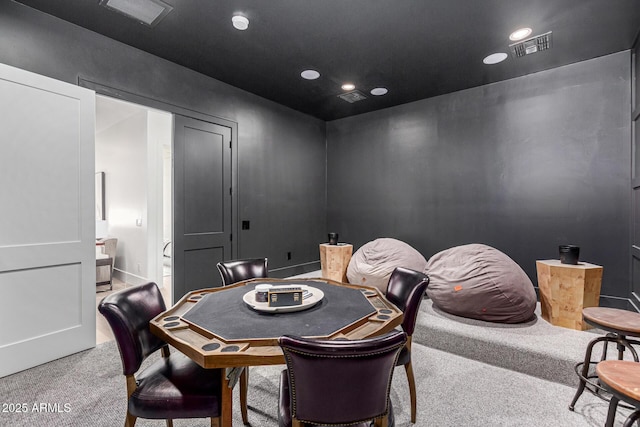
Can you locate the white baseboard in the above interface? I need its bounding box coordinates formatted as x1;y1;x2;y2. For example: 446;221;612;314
113;269;149;286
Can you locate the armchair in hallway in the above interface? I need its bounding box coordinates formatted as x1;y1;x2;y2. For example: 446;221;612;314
96;237;117;291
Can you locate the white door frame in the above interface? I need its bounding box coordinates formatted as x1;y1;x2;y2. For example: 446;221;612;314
80;79;239;302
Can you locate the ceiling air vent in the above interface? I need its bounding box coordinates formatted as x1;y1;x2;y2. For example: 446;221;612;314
509;31;552;58
99;0;173;27
338;90;367;103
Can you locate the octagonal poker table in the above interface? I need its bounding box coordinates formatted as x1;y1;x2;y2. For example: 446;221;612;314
150;277;403;369
150;277;402;427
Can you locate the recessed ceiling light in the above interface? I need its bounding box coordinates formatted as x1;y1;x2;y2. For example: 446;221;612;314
370;87;388;96
232;15;249;30
301;70;320;80
509;27;532;41
341;83;356;91
483;52;508;65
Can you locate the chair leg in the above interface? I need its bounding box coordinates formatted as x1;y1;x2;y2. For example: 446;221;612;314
623;410;640;427
240;367;249;424
165;420;173;427
124;375;138;427
569;335;609;410
109;263;113;291
211;416;221;427
373;415;389;427
605;396;620;427
404;361;417;423
124;411;136;427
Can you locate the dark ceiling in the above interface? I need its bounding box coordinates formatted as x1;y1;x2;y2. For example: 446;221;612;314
14;0;640;121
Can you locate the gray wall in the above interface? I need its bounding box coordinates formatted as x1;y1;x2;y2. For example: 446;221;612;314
327;52;631;304
1;2;634;301
0;1;326;275
632;39;640;305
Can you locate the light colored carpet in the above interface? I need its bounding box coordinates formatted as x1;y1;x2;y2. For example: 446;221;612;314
295;271;624;386
0;338;630;426
414;299;635;387
1;270;634;426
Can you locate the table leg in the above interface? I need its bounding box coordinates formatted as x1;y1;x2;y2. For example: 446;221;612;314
240;367;249;424
220;370;233;427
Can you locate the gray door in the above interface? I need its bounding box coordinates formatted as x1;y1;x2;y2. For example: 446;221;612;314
173;114;233;301
0;63;95;377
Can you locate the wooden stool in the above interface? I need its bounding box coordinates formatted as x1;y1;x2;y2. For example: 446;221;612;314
319;243;353;283
569;307;640;411
536;260;603;330
596;360;640;427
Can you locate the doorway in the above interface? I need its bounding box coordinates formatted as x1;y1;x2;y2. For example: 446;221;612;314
94;95;173;343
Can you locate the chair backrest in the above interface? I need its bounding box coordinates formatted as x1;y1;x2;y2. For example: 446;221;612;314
101;237;117;269
216;258;268;286
385;267;430;336
279;331;406;425
101;238;117;258
98;282;167;376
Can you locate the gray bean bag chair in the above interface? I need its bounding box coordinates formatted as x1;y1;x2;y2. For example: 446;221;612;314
347;238;427;293
425;244;536;323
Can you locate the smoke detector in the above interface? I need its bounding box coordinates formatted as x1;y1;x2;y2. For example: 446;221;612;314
338;90;367;103
509;31;552;58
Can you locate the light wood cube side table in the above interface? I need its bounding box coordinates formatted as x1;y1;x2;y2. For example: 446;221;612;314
536;259;603;330
319;243;353;283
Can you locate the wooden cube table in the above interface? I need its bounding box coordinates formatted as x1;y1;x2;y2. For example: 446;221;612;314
536;259;603;330
319;243;353;283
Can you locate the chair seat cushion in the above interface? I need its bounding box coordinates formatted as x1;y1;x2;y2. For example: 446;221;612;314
129;351;221;419
278;370;394;427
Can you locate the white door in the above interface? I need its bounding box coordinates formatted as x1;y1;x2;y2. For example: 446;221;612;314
0;63;96;377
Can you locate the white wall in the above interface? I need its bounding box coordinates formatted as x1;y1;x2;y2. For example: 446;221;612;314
147;110;173;284
95;97;172;286
163;146;172;244
96;110;149;284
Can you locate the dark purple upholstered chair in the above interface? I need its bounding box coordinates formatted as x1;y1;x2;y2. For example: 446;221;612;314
98;282;222;427
216;257;268;424
278;331;407;427
385;267;430;424
216;258;268;287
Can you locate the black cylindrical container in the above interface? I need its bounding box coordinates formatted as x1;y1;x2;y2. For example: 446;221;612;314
328;232;339;245
559;245;580;265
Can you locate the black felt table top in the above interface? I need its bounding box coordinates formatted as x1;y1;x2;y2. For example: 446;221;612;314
182;280;377;340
